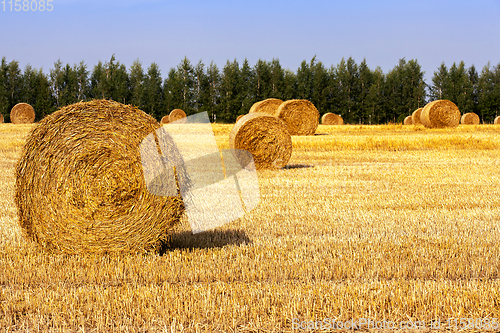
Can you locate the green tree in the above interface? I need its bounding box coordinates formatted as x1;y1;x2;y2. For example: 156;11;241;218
430;63;448;100
220;59;240;122
129;59;145;108
253;59;272;100
177;57;196;114
239;59;254;117
143;62;163;119
205;61;221;121
90;60;107;99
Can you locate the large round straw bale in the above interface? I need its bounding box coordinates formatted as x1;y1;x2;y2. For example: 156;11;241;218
420;100;460;128
229;113;292;169
494;116;500;125
10;103;35;124
236;114;245;123
15;99;187;254
460;112;480;125
160;115;170;125
412;108;423;125
0;113;4;123
249;98;283;116
169;109;187;123
276;99;319;135
404;116;413;125
321;113;343;125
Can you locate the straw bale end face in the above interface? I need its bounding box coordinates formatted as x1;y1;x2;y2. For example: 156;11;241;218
10;103;35;124
15;99;186;254
460;112;480;125
160;115;170;125
169;109;187;123
229;113;292;169
412;108;423;125
420;100;460;128
494;116;500;125
249;98;283;116
321;113;343;125
403;116;413;125
276;99;319;135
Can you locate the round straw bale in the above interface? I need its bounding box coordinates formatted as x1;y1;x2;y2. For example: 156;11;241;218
249;98;283;116
10;103;35;124
494;116;500;125
15;99;187;254
404;115;413;125
420;100;460;128
276;99;319;135
160;115;170;125
412;108;423;125
236;114;245;123
169;109;187;123
0;113;4;124
229;113;292;169
460;112;480;125
321;113;344;125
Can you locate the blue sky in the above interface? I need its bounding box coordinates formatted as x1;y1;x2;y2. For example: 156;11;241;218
1;0;500;83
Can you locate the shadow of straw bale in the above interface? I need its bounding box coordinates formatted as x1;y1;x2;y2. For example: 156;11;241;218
160;229;251;253
314;133;329;136
283;164;315;169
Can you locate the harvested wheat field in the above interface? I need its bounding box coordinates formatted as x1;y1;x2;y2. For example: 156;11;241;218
2;122;500;332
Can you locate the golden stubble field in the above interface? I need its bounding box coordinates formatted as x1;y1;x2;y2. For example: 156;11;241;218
1;123;500;332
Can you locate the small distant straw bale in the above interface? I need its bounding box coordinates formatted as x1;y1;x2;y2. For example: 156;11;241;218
321;113;343;125
460;112;480;125
249;98;283;116
160;115;170;125
420;100;461;128
276;99;319;135
412;108;423;125
0;113;3;123
229;113;292;169
10;103;35;124
404;116;413;125
169;109;187;123
494;116;500;125
15;99;187;254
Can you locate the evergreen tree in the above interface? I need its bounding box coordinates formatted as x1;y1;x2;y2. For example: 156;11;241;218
143;62;163;119
163;67;182;114
220;59;240;122
366;67;385;124
129;59;145;108
0;58;8;119
75;61;90;102
253;59;272;100
239;59;254;116
430;63;448;100
90;61;107;99
4;59;23;116
205;61;221;121
177;57;196;114
269;58;285;99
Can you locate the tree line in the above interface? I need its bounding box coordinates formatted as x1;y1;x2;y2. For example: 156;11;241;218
1;55;499;124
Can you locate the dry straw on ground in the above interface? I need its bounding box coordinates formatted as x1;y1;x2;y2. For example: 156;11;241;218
420;100;461;128
248;98;283;116
404;116;413;125
10;103;35;124
461;112;480;125
412;108;423;125
236;114;245;123
276;99;319;135
495;116;500;125
15;99;188;254
229;112;292;169
160;115;170;125
169;109;187;123
321;113;344;125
